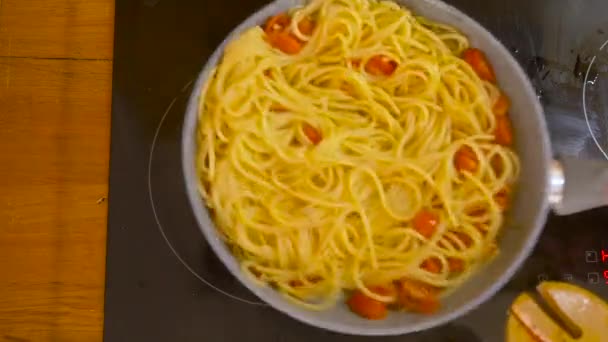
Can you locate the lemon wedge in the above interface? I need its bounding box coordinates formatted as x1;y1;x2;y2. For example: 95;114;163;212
507;282;608;342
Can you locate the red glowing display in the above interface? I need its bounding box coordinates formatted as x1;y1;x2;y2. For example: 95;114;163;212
604;250;608;284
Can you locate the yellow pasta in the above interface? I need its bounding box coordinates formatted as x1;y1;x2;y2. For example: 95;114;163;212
196;0;520;314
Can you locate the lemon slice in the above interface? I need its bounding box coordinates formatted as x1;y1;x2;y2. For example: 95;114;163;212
507;282;608;342
538;282;608;341
508;293;573;341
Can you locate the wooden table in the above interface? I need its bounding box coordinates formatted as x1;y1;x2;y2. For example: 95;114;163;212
0;0;114;340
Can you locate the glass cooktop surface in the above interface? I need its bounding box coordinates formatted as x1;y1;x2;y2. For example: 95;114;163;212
104;0;608;341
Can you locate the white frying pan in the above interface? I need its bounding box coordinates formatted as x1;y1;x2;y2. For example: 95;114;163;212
181;0;608;335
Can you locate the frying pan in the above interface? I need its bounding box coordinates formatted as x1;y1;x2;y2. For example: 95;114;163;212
181;0;608;335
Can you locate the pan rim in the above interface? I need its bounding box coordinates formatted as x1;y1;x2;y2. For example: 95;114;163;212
181;0;552;335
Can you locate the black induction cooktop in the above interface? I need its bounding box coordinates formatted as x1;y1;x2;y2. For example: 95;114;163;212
104;0;608;341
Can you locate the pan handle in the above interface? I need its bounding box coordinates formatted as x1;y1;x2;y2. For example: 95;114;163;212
550;157;608;215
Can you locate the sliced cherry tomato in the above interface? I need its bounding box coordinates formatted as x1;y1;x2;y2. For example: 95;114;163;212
494;186;511;210
454;145;478;173
449;231;473;250
396;278;440;314
302;123;322;145
448;258;465;273
347;289;388;320
412;210;439;238
267;31;303;55
494;115;513;146
491;154;504;174
422;258;442;274
493;92;510;116
473;223;490;236
462;48;496;83
263;13;291;33
365;55;398;76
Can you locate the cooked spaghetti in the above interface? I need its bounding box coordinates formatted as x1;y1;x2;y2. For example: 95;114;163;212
196;0;519;318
